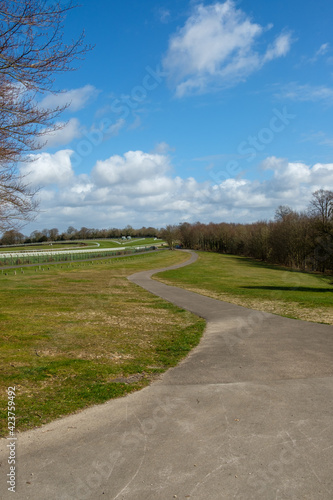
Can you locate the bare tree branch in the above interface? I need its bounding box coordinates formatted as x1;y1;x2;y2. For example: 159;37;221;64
0;0;92;232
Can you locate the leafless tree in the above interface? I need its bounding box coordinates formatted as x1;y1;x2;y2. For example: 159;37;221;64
308;190;333;272
308;189;333;230
161;224;179;249
0;0;91;232
0;228;24;244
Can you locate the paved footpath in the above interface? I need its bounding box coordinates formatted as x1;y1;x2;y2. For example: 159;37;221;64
1;251;333;499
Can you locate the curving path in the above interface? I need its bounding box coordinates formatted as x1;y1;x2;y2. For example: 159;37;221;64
1;250;333;499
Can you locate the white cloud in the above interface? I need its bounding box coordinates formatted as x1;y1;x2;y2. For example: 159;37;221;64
21;150;333;232
40;85;99;111
259;156;333;205
41;118;82;148
163;1;292;96
20;150;74;187
92;150;171;187
263;157;311;190
264;33;292;62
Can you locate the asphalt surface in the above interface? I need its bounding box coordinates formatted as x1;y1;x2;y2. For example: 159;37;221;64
1;250;332;499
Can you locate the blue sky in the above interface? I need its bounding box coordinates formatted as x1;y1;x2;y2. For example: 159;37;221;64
21;0;333;233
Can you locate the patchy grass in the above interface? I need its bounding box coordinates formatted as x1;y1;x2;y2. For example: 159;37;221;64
155;252;333;325
0;251;205;437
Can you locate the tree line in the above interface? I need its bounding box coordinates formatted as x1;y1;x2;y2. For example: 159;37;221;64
0;225;159;245
165;189;333;274
1;190;332;274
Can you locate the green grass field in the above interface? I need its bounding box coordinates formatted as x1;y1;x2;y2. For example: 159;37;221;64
95;238;162;248
0;250;204;437
0;242;91;253
0;238;163;253
155;252;333;324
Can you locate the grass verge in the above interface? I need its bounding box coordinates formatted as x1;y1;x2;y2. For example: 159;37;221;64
154;251;333;324
0;251;205;437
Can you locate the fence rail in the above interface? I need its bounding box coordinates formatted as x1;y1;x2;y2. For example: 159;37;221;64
0;246;156;267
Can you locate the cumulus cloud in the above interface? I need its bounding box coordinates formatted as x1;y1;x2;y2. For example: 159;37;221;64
40;85;100;112
21;151;333;231
163;1;292;96
20;150;74;187
92;150;171;187
259;156;333;205
18;150;333;229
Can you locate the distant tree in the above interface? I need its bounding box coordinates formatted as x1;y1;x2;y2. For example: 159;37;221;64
77;227;91;240
137;226;158;237
274;205;293;222
67;226;77;235
30;229;42;242
178;222;199;249
308;190;333;272
247;221;271;261
107;227;121;238
146;226;158;237
161;225;179;249
98;228;109;239
308;189;333;231
0;0;91;232
41;228;50;239
59;226;77;240
49;228;59;241
123;225;134;237
0;229;24;245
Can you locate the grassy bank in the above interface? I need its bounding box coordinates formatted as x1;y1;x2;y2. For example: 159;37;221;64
155;252;333;324
0;251;205;437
